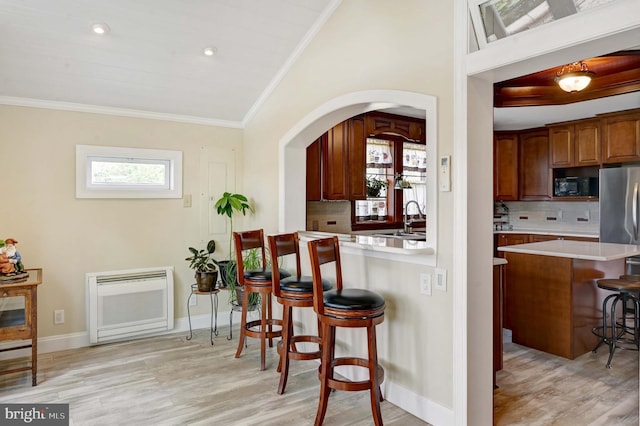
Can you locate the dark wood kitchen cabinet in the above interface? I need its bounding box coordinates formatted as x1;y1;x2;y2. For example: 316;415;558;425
306;137;322;201
306;118;366;201
494;132;519;201
600;109;640;164
548;119;600;168
365;111;425;143
518;129;550;200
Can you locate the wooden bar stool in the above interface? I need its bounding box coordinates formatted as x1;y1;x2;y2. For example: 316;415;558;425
268;232;331;394
233;229;290;371
307;236;386;426
592;276;640;368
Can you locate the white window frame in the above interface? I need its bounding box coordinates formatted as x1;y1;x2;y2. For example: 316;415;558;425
76;145;183;199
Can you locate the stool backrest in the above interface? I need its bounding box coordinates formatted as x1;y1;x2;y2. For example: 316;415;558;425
233;229;267;286
307;236;342;315
267;232;302;297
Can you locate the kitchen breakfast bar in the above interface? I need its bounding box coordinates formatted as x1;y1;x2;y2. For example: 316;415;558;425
498;240;640;360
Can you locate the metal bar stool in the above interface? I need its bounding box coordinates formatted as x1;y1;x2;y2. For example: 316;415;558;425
233;229;290;371
592;276;640;368
268;232;331;394
308;236;386;426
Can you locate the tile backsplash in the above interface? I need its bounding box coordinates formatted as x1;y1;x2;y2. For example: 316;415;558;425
500;201;599;234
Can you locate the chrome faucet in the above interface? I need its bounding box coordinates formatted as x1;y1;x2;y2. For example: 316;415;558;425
403;200;424;233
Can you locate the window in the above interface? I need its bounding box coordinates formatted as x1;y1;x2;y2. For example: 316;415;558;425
470;0;620;49
76;145;182;198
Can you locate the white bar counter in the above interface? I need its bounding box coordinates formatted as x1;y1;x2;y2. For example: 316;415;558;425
498;239;640;261
298;231;434;255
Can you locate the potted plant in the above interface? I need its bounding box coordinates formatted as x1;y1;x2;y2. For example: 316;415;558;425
366;176;388;197
185;240;219;291
213;192;255;303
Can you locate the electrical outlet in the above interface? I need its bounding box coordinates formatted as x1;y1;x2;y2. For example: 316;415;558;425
54;309;64;324
435;268;447;292
189;296;197;307
420;273;432;296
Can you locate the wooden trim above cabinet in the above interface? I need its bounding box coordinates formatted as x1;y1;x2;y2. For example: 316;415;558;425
365;111;426;143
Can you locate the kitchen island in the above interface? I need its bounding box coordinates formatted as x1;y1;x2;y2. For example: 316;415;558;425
498;240;640;359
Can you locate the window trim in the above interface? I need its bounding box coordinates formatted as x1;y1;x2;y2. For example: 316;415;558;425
76;145;183;199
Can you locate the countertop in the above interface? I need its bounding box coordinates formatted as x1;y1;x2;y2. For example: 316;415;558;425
494;228;599;239
498;239;640;261
298;231;434;255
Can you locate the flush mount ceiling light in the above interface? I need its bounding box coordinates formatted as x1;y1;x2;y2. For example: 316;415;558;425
203;47;217;57
91;23;110;35
555;61;595;93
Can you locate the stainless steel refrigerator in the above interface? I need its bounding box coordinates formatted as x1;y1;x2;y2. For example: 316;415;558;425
600;166;640;274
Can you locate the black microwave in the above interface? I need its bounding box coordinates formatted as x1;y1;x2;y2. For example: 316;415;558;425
553;177;598;197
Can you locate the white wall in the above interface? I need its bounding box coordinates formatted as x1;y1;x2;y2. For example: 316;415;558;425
0;105;243;338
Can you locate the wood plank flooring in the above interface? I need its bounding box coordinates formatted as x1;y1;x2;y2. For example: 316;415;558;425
0;326;428;426
1;325;636;425
495;333;639;425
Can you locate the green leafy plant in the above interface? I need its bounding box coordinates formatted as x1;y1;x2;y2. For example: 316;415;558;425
366;176;388;197
185;240;219;291
185;240;219;272
214;192;254;257
227;248;263;307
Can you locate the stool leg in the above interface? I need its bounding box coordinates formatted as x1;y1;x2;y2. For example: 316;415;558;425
267;293;274;348
315;322;333;426
278;305;292;394
260;291;268;371
367;324;383;426
606;296;621;368
235;288;249;358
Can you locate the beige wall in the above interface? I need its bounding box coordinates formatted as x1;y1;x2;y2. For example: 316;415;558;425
243;0;455;414
0;105;243;337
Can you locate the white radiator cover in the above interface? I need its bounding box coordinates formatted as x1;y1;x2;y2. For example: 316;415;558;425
87;266;174;344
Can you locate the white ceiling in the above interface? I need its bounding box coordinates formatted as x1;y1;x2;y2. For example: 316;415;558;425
0;0;336;126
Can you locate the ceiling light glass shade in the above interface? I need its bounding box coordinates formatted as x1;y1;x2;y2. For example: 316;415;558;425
91;23;110;35
203;47;217;56
555;61;594;93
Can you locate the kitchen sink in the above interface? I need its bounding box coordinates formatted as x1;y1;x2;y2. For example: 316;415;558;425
371;232;426;241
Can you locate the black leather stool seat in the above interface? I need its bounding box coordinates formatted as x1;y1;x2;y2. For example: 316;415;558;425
280;276;331;293
244;268;291;282
324;288;385;311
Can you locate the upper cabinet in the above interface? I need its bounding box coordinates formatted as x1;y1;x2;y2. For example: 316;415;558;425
494;132;519;201
548;119;600;168
366;112;425;143
600;109;640;164
518;129;550;200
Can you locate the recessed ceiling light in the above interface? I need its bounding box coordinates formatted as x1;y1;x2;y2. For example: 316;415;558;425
203;47;217;57
91;23;110;35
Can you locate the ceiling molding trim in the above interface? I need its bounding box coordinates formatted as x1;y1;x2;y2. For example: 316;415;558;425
241;0;343;127
0;96;243;129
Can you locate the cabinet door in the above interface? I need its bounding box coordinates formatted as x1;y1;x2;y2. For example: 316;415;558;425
549;125;573;168
574;119;601;166
348;117;367;200
519;129;550;200
322;122;349;200
530;234;559;242
494;133;518;201
306;137;322;201
602;110;640;164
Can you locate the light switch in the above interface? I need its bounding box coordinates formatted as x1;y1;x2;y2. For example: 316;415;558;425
183;194;192;208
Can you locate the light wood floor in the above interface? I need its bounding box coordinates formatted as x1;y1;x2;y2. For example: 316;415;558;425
0;326;428;426
1;326;637;426
495;335;639;425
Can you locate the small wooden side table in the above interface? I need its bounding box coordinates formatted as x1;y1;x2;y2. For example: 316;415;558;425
0;268;43;386
186;284;219;345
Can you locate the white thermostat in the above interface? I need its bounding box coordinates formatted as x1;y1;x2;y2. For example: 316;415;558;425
439;155;451;192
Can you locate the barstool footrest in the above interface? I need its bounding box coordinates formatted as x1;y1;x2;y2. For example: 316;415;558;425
318;357;385;392
277;335;322;361
244;319;283;339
